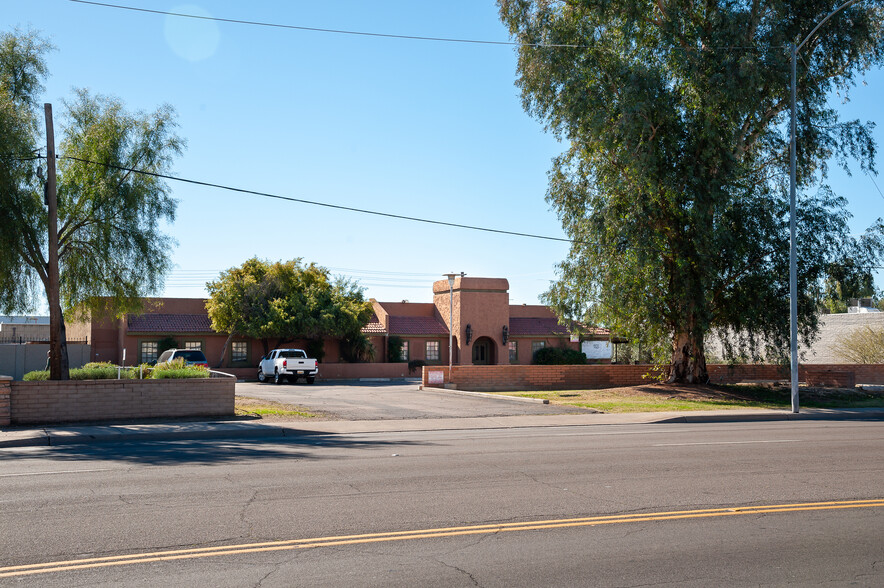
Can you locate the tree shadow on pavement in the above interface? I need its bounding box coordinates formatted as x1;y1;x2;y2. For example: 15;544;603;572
8;435;431;466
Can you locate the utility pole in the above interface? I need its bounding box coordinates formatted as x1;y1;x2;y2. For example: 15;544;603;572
789;43;799;413
44;103;69;380
787;0;861;413
444;273;458;375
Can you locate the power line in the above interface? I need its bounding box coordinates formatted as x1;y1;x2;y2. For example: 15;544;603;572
58;155;572;244
68;0;583;48
866;171;884;202
68;1;781;51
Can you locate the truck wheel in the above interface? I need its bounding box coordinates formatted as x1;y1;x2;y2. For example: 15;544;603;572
274;369;283;385
306;376;315;385
257;370;267;383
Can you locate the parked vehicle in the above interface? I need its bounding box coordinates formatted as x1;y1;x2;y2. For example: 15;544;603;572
156;348;209;367
258;348;318;384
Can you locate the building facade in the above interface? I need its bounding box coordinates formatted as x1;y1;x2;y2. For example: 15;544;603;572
81;276;608;371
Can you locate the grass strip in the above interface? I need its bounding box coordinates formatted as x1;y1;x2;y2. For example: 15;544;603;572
487;384;884;413
234;396;320;419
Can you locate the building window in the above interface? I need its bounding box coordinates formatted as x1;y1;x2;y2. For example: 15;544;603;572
531;341;546;356
231;341;248;363
184;341;202;351
400;340;409;361
508;341;518;363
140;341;158;364
426;341;440;361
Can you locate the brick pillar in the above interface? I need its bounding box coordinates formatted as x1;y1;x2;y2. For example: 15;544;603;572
0;376;11;427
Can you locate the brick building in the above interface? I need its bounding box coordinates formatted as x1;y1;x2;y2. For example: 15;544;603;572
81;276;609;372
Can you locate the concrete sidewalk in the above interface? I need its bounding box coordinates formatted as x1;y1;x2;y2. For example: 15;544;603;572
2;407;883;448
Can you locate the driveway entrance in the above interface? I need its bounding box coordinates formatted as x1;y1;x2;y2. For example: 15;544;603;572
236;380;586;420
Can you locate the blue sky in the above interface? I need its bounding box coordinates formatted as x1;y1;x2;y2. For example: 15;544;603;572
6;1;884;307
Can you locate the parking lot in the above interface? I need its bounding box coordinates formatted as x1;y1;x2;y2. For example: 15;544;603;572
235;380;589;421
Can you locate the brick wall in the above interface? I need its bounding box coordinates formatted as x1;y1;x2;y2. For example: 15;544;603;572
0;376;11;426
9;378;234;425
221;362;423;381
421;364;659;391
423;364;884;391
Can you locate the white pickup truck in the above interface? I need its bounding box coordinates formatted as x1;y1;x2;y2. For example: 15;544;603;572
257;349;318;384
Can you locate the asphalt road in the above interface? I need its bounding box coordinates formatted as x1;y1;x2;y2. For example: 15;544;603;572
1;420;882;586
235;379;590;419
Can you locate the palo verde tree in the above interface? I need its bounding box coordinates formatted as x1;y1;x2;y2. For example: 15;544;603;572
499;1;884;383
0;29;183;378
205;258;374;363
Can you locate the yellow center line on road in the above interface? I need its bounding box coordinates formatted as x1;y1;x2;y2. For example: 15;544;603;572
2;499;882;578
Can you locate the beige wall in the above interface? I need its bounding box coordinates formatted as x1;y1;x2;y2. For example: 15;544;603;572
0;323;50;341
0;343;91;380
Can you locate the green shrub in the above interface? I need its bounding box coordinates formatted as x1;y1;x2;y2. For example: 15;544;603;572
82;361;114;369
339;333;376;363
25;364;133;380
157;336;179;355
150;358;209;379
151;368;209;379
532;347;587;365
388;336;405;362
408;359;426;375
22;361;205;380
305;339;326;362
71;363;134;380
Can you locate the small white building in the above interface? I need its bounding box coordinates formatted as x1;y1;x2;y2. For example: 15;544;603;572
581;339;612;360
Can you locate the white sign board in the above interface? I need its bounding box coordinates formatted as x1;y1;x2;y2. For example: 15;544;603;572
581;340;612;359
427;371;444;385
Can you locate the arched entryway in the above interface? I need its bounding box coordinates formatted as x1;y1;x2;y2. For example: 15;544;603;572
471;336;496;365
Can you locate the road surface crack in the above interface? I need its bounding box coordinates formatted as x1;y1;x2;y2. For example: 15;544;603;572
436;558;482;587
239;489;258;536
254;568;277;588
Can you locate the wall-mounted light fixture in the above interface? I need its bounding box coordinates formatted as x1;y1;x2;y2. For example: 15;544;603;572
465;324;472;345
502;325;509;344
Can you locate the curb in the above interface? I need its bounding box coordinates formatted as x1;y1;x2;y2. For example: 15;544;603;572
653;410;884;424
0;424;292;448
45;426;290;446
3;409;882;449
421;386;549;404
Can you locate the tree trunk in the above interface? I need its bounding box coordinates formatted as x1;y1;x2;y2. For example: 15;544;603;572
48;299;70;380
668;330;709;384
216;332;235;368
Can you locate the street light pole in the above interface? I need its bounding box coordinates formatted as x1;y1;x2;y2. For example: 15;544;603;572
789;42;799;413
788;0;861;414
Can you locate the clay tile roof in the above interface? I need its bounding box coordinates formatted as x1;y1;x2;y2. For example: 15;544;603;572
362;313;386;335
508;317;609;337
388;316;449;336
508;317;570;336
127;313;215;333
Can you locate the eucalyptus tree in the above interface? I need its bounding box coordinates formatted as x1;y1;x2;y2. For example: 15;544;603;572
0;29;184;378
499;0;884;382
